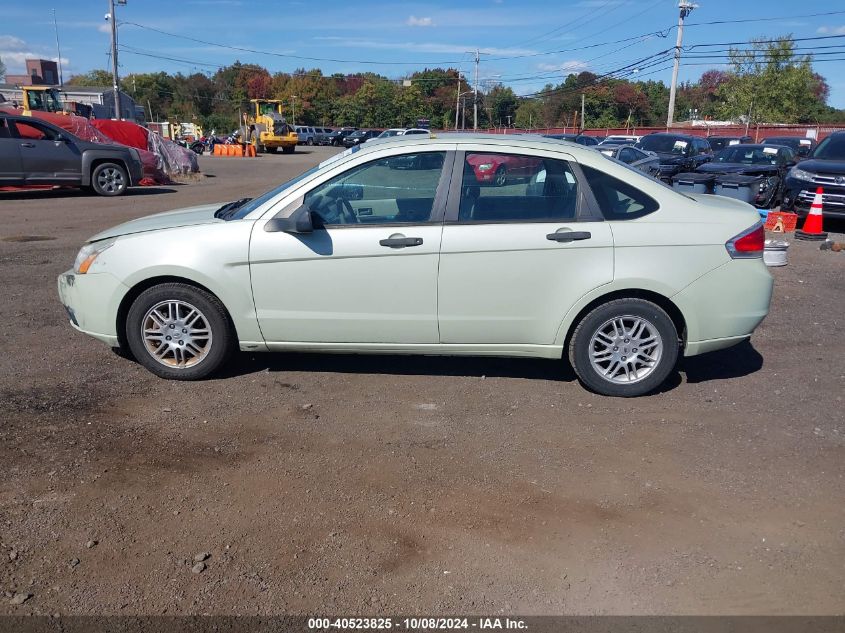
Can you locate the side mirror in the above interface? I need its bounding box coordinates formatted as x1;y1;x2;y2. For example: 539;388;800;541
264;204;314;234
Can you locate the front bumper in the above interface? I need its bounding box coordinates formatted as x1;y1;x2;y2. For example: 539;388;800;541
57;270;129;347
782;179;845;218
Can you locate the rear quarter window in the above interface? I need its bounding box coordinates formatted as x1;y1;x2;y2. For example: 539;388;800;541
581;164;660;220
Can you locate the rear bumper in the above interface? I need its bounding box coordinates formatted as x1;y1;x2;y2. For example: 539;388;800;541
673;259;773;357
57;270;128;347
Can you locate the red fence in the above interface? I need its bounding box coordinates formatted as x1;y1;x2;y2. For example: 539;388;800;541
479;124;845;141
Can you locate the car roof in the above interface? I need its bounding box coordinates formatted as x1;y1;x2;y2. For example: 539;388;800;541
340;132;597;157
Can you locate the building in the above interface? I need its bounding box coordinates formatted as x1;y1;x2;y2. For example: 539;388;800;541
0;84;144;123
6;59;60;86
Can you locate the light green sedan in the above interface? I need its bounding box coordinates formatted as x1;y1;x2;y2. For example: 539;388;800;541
58;134;773;397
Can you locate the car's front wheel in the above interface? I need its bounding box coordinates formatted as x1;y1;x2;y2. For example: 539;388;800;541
568;298;678;397
126;283;233;380
91;162;128;196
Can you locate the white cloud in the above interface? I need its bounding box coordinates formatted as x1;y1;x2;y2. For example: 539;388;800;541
817;25;845;35
97;23;112;34
0;34;69;72
538;60;589;73
407;16;434;27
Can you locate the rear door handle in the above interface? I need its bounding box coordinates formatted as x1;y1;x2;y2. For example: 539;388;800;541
379;236;423;248
546;231;591;242
20;142;35;149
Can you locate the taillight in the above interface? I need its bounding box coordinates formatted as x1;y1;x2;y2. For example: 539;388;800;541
726;223;765;259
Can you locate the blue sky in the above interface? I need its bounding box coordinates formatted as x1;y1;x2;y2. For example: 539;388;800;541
3;0;845;108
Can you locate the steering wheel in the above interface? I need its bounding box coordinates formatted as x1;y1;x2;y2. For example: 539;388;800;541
338;197;358;224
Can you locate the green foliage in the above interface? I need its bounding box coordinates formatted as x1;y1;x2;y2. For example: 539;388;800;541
67;69;114;87
714;37;832;124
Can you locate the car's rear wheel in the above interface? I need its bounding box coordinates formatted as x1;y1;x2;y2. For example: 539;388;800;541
569;298;678;397
126;283;233;380
91;162;128;196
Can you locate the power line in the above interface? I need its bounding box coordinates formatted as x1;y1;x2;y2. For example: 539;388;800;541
120;21;465;66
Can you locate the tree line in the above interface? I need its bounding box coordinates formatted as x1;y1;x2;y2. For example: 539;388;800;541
63;36;843;132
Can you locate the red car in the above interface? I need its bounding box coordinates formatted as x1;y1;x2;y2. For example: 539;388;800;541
466;153;543;185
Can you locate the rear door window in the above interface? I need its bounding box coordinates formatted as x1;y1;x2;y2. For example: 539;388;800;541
458;152;579;223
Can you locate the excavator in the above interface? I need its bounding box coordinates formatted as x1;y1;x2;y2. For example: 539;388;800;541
244;99;297;154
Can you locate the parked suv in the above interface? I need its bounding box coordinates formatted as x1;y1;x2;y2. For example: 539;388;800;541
637;133;712;180
294;126;317;145
781;131;845;219
327;127;358;146
0;113;143;196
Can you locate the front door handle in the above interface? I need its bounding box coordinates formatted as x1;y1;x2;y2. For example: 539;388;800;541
379;236;423;248
20;142;35;149
547;231;591;242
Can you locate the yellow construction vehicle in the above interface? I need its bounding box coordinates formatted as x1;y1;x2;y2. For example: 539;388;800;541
245;99;297;154
17;86;92;118
21;86;66;115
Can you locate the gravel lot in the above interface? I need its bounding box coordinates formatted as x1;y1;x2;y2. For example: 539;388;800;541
1;146;843;616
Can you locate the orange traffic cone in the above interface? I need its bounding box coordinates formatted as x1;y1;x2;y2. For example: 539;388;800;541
795;187;828;241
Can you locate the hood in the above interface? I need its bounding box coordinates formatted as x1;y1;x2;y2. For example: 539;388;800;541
796;158;845;175
698;162;778;175
88;203;224;242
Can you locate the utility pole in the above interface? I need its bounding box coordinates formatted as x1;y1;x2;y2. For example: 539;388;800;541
107;0;120;119
455;73;461;130
52;9;63;86
291;95;297;126
473;49;479;131
580;93;585;132
667;1;697;127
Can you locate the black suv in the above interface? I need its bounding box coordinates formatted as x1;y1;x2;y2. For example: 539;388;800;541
782;131;845;219
0;113;144;196
636;133;713;180
342;129;381;147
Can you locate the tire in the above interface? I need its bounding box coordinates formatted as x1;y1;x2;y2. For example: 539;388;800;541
91;162;128;196
282;145;295;154
494;165;507;186
125;283;234;380
307;138;314;146
568;298;678;397
266;146;278;154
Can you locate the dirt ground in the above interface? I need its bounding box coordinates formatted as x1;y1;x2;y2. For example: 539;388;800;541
1;147;843;616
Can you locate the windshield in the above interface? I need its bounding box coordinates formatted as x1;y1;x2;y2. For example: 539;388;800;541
715;146;779;165
638;135;690;155
379;130;402;138
225;165;321;221
811;135;845;160
764;138;798;149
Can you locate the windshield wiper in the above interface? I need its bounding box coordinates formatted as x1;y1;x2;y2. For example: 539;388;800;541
214;198;253;220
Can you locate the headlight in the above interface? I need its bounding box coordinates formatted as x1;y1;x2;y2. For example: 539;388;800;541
788;166;815;181
477;163;494;171
74;238;116;274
